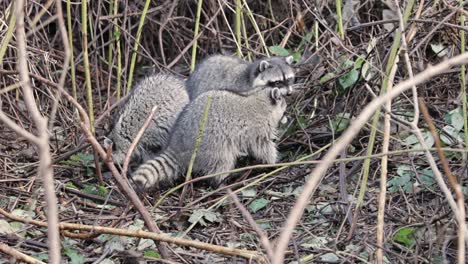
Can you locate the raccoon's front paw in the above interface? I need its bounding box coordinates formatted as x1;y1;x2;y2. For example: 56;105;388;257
280;115;288;125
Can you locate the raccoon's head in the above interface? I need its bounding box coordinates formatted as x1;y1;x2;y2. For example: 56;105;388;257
249;56;296;95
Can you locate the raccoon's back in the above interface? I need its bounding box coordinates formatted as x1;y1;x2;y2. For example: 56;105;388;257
108;73;189;163
186;55;248;99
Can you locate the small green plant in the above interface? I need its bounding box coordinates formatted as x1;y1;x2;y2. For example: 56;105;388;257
82;184;108;197
320;56;365;94
330;112;351;133
388;165;436;193
393;227;417;248
61;153;95;176
144;249;161;258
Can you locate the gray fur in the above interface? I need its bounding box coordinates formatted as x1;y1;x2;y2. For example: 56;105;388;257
131;87;287;190
106;73;189;165
186;55;295;100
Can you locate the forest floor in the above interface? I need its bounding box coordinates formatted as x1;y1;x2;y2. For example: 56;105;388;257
1;0;468;263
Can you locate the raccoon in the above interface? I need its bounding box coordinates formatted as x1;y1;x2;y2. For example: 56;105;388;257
131;87;286;190
106;73;189;166
186;55;295;100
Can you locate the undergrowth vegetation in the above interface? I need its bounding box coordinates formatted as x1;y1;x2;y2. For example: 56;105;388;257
0;0;468;263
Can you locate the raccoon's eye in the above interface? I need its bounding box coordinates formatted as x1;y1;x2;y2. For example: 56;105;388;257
273;81;282;86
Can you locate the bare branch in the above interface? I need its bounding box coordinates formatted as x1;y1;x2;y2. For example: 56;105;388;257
14;0;61;262
0;110;40;144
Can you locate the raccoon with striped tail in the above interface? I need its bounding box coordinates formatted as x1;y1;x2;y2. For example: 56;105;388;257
186;54;296;100
105;73;189;166
131;87;286;190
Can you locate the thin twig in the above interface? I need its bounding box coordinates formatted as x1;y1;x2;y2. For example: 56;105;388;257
228;189;274;260
376;56;398;264
419;99;466;262
0;242;45;264
121;106;158;177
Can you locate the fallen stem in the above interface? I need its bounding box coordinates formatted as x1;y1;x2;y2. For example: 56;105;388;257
0;208;266;263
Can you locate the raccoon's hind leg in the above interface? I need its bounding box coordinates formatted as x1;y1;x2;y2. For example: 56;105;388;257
250;139;278;164
203;153;236;187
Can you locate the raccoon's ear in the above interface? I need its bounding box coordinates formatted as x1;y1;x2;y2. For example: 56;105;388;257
285;55;294;65
258;60;271;72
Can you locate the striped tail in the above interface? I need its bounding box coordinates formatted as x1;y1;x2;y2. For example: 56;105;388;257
130;151;180;190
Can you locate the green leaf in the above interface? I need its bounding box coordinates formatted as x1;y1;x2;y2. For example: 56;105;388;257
65;182;78;189
444;107;464;131
144;250;161;258
430;43;448;57
441;125;464;145
320;253;339;262
420;169;436;186
331;113;351;133
0;220;14;234
98;260;115;264
268;45;290;56
393;227;416;248
248;198;269;213
256;220;271;230
241;188;257;198
291;51;302;63
96;185;109;197
61;153;94;167
353;56;365;69
388;165;413;193
64;248;86;264
341;58;354;69
403;131;434;151
297;31;313;51
338;69;359;90
188;209;221;226
33;254;49;262
320;72;335;84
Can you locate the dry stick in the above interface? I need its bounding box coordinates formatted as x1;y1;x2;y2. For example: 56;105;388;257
228;189;274;260
419;99;466;263
180;96;212;206
48;0;71;132
0;208;266;262
272;52;468;264
376;60;398;264
13;0;61;262
121;106;158;178
0;242;45;264
396;0;466;250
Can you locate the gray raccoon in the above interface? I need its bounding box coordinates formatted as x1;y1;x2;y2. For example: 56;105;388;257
131;87;286;189
106;73;189;165
186;55;295;100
